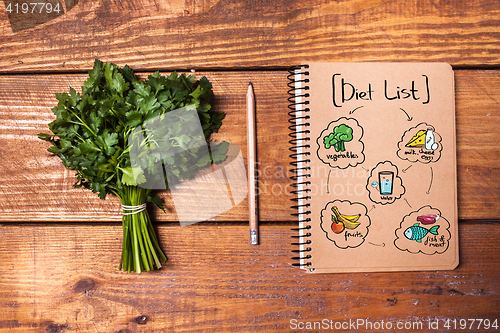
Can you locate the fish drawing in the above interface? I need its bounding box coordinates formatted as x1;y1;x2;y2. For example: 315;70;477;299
404;223;439;243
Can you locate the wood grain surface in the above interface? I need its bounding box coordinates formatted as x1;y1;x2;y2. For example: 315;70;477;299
0;0;499;72
0;70;498;221
0;0;499;331
0;223;499;332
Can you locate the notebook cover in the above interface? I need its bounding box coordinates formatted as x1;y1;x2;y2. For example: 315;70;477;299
295;62;458;273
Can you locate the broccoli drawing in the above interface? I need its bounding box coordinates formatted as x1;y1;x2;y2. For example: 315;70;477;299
323;124;353;152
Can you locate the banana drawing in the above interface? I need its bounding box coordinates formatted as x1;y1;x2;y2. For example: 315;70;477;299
331;206;361;230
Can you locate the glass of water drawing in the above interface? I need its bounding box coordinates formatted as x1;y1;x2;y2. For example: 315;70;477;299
378;171;394;195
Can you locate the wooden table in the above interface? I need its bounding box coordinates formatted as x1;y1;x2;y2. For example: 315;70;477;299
0;0;499;332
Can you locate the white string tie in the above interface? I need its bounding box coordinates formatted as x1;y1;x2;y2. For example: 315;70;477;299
122;203;147;215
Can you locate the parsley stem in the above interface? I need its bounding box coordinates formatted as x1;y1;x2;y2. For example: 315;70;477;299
119;185;167;273
108;107;127;129
66;108;97;137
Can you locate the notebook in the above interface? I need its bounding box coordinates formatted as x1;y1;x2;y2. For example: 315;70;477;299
288;62;458;273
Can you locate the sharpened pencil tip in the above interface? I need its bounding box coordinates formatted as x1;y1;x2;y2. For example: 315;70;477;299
247;82;254;95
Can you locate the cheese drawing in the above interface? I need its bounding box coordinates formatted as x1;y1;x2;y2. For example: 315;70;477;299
405;130;426;147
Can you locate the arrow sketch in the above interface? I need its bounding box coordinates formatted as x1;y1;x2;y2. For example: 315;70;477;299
404;198;412;208
369;205;376;212
349;106;364;114
399;108;413;121
369;242;386;247
426;166;433;194
402;165;412;173
327;170;331;194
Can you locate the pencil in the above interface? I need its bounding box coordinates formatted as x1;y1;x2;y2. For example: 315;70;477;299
247;82;258;245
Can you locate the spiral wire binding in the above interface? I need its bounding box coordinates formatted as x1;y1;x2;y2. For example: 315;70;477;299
287;65;313;269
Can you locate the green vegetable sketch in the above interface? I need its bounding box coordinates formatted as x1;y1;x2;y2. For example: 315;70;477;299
323;124;353;152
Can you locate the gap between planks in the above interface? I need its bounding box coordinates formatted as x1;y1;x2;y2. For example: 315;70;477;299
0;219;498;227
2;65;500;76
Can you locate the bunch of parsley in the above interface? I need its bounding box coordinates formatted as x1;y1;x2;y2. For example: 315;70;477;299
39;60;226;273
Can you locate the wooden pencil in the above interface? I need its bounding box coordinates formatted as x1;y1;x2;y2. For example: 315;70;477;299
247;82;258;245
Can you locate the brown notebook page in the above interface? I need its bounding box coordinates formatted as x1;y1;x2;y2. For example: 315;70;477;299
295;63;458;273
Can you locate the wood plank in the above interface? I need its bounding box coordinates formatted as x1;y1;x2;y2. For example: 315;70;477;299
0;0;499;71
455;70;500;220
0;70;498;222
0;223;498;332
